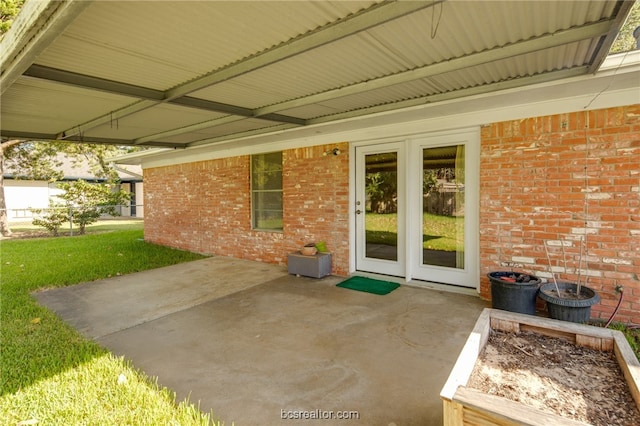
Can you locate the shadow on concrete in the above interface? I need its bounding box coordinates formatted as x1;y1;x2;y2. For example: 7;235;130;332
36;256;488;425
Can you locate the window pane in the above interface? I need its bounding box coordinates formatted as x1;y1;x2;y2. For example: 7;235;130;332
364;152;398;261
252;153;282;190
253;192;283;211
253;211;283;230
252;152;283;230
421;145;465;269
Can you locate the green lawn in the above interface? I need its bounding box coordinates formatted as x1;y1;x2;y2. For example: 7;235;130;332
366;212;463;251
8;218;145;237
600;322;640;362
0;222;218;425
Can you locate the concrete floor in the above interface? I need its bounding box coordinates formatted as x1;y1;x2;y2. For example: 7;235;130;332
35;256;488;426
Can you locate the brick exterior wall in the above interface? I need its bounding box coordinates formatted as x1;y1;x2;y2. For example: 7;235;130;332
143;106;639;324
282;143;350;275
144;142;350;275
479;105;640;324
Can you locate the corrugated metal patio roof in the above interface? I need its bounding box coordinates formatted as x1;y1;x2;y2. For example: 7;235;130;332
0;0;635;149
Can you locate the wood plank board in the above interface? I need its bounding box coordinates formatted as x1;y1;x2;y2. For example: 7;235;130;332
440;308;640;425
454;387;591;426
613;331;640;410
440;308;491;401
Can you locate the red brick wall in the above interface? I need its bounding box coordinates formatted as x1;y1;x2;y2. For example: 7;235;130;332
480;105;640;324
283;143;350;275
144;142;350;275
144;106;639;323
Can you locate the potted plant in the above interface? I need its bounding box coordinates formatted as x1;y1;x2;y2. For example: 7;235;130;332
300;243;318;256
487;270;541;315
538;238;600;323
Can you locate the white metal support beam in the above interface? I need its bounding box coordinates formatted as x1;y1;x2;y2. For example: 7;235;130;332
587;0;636;73
133;116;245;145
0;0;91;95
23;64;306;125
0;130;178;148
47;0;444;142
24;64;166;100
164;0;445;100
181;68;590;149
306;67;591;125
255;20;614;116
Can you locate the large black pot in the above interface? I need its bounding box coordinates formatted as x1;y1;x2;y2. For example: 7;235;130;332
539;281;600;323
488;271;541;315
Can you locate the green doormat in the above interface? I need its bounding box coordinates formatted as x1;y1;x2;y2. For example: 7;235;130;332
336;276;400;295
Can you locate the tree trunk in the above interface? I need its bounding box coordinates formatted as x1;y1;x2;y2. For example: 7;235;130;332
0;143;12;236
0;139;25;237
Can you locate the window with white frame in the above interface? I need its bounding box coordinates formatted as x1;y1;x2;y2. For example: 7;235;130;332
251;152;283;230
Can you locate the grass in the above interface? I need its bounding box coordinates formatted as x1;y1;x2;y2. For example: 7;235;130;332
8;218;144;237
365;212;462;251
602;322;640;362
0;220;218;425
589;320;640;362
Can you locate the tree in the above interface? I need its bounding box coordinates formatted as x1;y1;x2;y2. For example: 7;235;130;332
31;200;68;236
611;1;640;53
0;0;25;35
0;139;68;236
0;140;22;236
366;172;397;214
55;179;131;235
0;139;143;236
31;179;130;236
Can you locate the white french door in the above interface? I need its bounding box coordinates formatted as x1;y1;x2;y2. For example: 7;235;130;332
408;132;478;287
354;130;479;288
354;142;406;277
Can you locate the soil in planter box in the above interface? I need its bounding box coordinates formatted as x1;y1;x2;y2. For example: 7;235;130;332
467;330;640;426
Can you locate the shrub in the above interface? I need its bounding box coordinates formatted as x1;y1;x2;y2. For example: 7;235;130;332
32;201;69;236
56;180;130;235
32;180;131;235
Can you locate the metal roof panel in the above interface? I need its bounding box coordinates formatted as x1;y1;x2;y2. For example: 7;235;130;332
155;118;283;145
1;76;136;134
1;0;633;148
34;1;379;91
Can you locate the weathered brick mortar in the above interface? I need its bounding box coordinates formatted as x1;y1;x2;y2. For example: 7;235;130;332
144;143;350;276
480;105;640;324
144;105;638;324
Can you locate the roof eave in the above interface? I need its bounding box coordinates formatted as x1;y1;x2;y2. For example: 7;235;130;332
0;0;91;96
113;51;640;167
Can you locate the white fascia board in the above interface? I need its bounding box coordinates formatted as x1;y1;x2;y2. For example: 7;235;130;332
109;148;173;165
120;55;640;169
600;50;640;71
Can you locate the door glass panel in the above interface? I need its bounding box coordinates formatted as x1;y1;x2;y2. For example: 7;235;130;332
422;145;465;269
365;152;398;261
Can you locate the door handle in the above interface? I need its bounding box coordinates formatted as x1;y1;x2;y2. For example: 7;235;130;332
356;209;362;215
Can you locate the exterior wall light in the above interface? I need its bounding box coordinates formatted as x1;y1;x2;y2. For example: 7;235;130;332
323;148;341;156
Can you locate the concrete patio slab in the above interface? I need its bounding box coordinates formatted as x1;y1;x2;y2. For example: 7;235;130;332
35;256;488;425
34;257;286;339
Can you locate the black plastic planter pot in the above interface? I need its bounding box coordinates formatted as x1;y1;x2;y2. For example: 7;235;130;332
538;282;600;323
488;272;541;315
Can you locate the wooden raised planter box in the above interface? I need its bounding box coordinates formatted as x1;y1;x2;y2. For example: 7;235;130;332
440;308;640;426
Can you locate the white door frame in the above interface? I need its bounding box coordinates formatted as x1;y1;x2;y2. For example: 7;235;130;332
350;128;479;289
353;141;406;277
408;131;479;288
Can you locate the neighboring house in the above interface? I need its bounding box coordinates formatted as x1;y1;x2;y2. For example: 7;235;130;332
3;154;143;222
1;2;638;323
